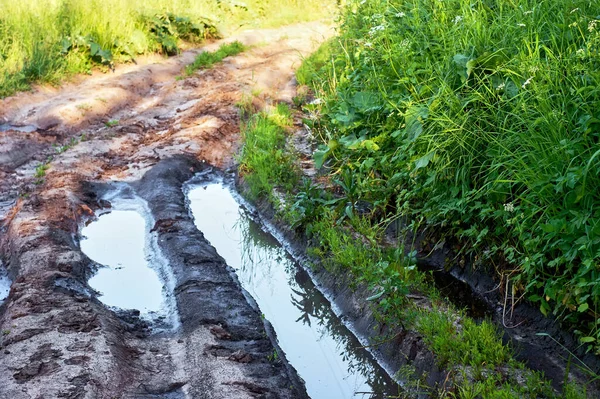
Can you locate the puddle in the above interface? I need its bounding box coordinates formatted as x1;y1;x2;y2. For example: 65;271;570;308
0;124;37;133
0;263;11;304
80;190;178;327
187;182;400;399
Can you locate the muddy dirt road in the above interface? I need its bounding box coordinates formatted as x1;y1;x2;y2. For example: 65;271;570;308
0;22;333;398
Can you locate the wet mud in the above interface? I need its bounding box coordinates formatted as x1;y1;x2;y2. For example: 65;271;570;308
0;22;332;398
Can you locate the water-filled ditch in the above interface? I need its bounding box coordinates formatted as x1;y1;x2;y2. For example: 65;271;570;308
80;188;179;328
186;181;400;399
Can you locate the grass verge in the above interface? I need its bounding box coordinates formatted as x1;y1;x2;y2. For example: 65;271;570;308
238;103;299;201
237;102;589;397
185;41;245;75
296;0;600;354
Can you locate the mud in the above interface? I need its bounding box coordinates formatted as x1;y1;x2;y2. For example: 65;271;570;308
0;22;332;398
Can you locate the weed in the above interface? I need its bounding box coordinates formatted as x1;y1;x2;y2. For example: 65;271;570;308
238;104;299;201
236;93;256;118
184;41;246;75
299;0;600;353
105;119;119;127
267;349;279;362
54;137;79;154
34;163;49;179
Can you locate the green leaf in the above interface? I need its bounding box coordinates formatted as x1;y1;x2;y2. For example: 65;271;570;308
367;290;385;301
580;336;596;343
98;49;113;63
129;30;148;54
313;148;329;169
89;42;101;56
352;91;380;112
345;204;354;219
453;53;472;82
61;38;72;54
404;105;428;141
414;151;435;169
578;303;589;312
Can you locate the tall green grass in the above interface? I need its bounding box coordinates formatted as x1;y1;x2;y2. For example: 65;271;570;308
301;0;600;351
0;0;336;97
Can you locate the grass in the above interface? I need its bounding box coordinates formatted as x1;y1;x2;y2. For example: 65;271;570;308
0;0;337;98
297;0;600;354
237;103;576;396
238;103;298;201
185;41;245;75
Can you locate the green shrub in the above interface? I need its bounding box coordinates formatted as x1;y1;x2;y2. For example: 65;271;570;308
301;0;600;351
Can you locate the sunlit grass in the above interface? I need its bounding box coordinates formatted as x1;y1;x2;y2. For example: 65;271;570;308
300;0;600;354
0;0;337;97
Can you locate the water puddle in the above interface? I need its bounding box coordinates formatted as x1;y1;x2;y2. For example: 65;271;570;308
80;189;178;327
0;263;11;304
0;124;37;133
187;182;400;399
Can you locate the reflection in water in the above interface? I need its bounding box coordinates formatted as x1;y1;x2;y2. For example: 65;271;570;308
187;183;399;399
77;193;183;332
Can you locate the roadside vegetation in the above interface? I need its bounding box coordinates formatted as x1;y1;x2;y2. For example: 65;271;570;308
238;101;587;398
236;0;600;395
0;0;336;97
295;0;600;355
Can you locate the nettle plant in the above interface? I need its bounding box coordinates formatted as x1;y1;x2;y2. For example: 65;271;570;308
304;0;600;351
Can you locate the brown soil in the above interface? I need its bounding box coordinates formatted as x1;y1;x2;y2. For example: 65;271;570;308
0;22;333;398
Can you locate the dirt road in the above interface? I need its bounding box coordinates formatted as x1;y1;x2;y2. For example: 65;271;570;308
0;22;333;398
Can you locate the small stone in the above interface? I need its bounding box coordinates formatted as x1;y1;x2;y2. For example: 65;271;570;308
209;325;231;340
228;350;252;363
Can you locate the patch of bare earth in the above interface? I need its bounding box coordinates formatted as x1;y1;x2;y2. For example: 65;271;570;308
0;22;333;398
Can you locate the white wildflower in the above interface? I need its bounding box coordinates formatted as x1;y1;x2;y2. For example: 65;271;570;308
364;41;373;48
496;83;505;91
310;98;323;105
523;10;533;15
396;12;406;18
517;23;526;27
576;48;585;57
504;202;515;213
588;20;598;33
368;24;386;36
522;76;533;88
453;15;464;24
569;22;578;28
528;65;539;74
400;39;411;49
